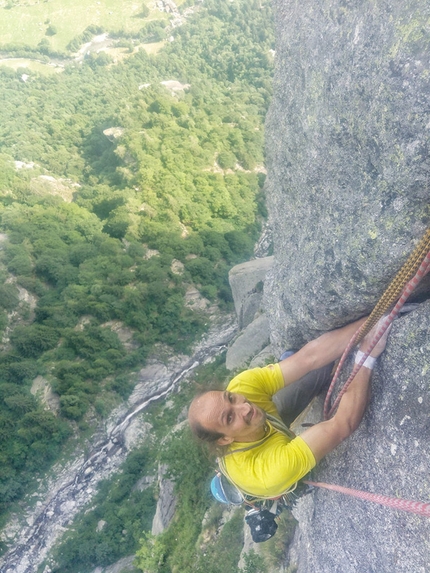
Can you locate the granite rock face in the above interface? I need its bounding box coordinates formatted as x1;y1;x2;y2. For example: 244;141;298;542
229;257;274;329
225;314;271;371
263;1;430;571
151;464;177;536
226;257;274;370
264;0;430;352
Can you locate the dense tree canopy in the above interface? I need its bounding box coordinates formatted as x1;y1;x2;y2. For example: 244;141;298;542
0;0;274;561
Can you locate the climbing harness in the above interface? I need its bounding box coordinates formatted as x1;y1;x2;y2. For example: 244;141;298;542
324;227;430;420
211;468;430;536
212;416;312;542
211;439;430;538
210;468;313;542
215;415;297;500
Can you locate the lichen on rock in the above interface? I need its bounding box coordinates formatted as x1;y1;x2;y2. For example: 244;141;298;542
264;0;430;352
263;0;430;570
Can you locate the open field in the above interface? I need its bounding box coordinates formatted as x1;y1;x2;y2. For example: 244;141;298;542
0;57;64;73
0;38;166;73
140;39;166;54
0;0;166;52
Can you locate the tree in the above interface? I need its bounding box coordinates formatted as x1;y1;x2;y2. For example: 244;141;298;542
46;24;58;36
10;325;60;358
37;38;51;54
0;284;20;311
60;394;88;420
0;0;274;528
4;394;36;414
225;230;254;260
217;151;236;169
7;253;33;276
134;532;166;573
5;361;38;384
140;3;150;17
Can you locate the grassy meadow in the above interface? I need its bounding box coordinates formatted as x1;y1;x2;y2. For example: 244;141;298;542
0;56;63;72
0;0;164;52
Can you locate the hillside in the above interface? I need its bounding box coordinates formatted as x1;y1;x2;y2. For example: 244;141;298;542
3;0;429;572
0;1;276;571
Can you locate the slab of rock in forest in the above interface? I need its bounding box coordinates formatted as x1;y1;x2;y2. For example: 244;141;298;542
151;464;177;536
229;256;274;329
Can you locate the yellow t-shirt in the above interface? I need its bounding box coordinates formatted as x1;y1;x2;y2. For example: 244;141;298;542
224;364;316;498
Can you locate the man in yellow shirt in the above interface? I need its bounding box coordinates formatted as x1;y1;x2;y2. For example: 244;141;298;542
188;317;390;498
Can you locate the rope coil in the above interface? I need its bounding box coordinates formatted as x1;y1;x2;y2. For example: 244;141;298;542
355;228;430;343
324;229;430;420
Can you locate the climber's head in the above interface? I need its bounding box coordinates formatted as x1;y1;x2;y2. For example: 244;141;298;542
188;389;266;445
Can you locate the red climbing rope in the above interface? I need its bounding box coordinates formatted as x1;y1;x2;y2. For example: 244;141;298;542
324;248;430;420
304;480;430;517
312;243;430;518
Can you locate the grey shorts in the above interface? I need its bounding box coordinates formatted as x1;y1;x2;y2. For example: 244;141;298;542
272;362;334;427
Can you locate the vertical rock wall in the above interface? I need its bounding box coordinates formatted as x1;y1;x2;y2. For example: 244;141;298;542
264;0;430;352
263;1;430;571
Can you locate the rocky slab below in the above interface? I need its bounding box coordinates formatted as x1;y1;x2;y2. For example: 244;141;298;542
225;314;270;371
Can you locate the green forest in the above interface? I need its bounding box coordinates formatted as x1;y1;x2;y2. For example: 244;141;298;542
0;0;276;570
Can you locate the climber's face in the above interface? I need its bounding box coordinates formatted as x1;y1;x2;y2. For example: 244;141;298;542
188;390;266;444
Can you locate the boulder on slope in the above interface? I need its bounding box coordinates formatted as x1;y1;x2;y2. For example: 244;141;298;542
151;464;177;536
229;257;274;329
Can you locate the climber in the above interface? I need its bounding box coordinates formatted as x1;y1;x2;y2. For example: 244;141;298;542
188;316;391;499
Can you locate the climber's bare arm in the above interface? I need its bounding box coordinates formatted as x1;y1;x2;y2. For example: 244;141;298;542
279;317;367;387
299;320;391;462
299;366;372;461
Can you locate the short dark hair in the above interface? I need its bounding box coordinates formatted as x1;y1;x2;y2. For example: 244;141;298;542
188;389;227;455
188;389;223;443
189;419;228;457
189;418;223;443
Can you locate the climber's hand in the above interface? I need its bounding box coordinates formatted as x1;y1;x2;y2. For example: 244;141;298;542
359;317;392;358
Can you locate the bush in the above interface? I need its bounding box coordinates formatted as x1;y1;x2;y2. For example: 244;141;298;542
217;151;236;169
259;512;298;570
46;25;58;36
11;325;60;358
241;550;266;573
